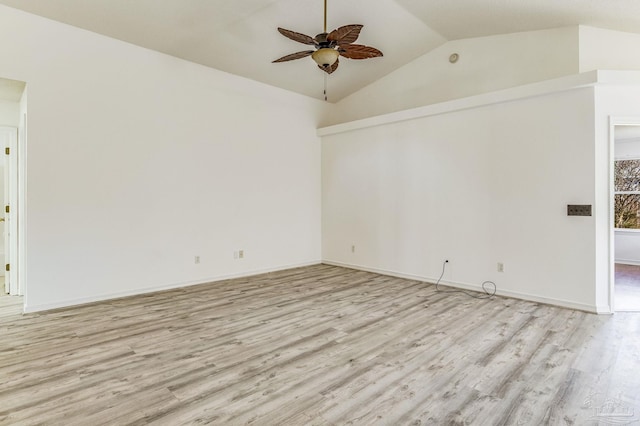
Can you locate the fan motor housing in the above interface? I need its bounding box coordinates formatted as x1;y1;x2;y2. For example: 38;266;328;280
315;33;331;47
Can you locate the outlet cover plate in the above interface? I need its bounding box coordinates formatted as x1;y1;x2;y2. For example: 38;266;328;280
567;204;592;216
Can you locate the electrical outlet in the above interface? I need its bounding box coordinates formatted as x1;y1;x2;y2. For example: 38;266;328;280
351;245;355;253
567;204;592;216
497;262;504;273
194;256;200;264
239;249;244;259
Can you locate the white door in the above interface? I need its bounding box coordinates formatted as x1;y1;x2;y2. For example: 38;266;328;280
1;127;17;295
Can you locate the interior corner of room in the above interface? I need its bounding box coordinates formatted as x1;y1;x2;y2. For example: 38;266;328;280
2;1;640;423
0;5;640;316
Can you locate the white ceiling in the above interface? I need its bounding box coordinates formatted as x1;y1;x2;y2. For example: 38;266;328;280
2;0;640;102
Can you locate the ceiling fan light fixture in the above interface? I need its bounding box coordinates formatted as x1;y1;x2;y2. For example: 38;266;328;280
312;48;339;67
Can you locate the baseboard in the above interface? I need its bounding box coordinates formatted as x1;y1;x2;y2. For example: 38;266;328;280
615;259;640;266
23;259;601;314
322;260;599;314
23;260;321;314
596;304;614;315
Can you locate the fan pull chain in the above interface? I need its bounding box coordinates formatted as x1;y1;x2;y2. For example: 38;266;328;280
324;73;328;101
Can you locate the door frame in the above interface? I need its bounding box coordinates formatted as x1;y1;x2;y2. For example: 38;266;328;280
608;116;640;313
0;125;22;296
1;126;17;294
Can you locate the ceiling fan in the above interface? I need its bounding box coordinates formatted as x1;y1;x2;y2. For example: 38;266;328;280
272;0;383;75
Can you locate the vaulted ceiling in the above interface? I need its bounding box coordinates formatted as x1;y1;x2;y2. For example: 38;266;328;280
2;0;640;102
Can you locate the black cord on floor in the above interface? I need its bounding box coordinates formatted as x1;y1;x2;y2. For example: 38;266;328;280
434;260;496;299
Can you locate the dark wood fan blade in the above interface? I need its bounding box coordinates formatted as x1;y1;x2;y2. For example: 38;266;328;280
272;50;314;63
318;58;339;74
277;28;316;45
327;25;363;45
339;44;383;59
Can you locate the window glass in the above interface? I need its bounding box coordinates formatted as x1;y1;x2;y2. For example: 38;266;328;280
615;159;640;229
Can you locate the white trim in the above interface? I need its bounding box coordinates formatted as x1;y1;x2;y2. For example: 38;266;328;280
596;305;614;315
318;71;604;136
22;260;321;313
322;260;600;314
609;117;618;315
615;154;640;160
318;71;640;137
613;157;640;232
609;117;640;314
18;104;26;301
17;117;25;298
615;259;640;266
615;228;640;234
0;126;18;295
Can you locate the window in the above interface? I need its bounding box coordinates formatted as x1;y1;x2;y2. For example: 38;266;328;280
614;159;640;229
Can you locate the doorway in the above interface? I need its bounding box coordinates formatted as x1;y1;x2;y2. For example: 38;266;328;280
0;127;18;295
0;77;25;301
612;123;640;312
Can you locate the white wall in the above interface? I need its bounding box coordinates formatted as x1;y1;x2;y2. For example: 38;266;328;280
0;5;326;311
616;230;640;265
615;137;640;159
322;87;598;311
321;25;640;128
5;3;640;314
580;26;640;73
0;99;19;127
322;27;579;126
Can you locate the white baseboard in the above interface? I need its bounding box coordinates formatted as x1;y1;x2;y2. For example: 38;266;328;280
322;259;600;314
596;304;614;315
615;259;640;266
23;260;321;314
23;259;602;315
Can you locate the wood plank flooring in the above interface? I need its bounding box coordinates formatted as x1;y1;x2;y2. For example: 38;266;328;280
1;264;639;425
616;263;640;311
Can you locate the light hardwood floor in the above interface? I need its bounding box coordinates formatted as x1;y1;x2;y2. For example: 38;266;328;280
1;264;639;425
616;263;640;311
